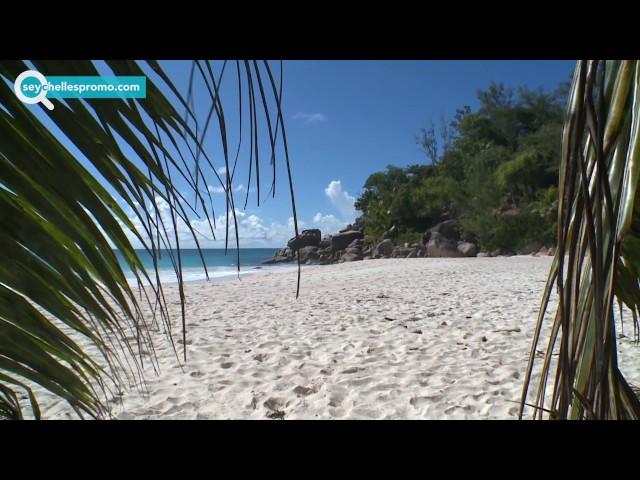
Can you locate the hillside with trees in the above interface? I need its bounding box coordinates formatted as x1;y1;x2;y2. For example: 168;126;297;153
354;81;569;253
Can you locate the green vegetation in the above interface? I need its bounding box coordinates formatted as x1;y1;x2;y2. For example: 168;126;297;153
0;60;295;419
355;81;570;251
522;60;640;419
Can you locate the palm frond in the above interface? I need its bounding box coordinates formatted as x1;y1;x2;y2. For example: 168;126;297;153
521;60;640;419
0;60;299;419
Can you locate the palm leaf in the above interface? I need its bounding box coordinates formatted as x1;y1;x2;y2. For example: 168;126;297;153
0;60;299;419
521;60;640;419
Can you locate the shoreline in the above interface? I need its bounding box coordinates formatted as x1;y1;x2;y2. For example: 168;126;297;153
130;252;544;288
124;263;300;287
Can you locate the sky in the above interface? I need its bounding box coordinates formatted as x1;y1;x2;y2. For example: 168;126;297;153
16;60;577;249
268;60;575;242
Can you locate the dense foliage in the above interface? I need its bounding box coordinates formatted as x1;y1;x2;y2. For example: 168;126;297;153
355;81;570;251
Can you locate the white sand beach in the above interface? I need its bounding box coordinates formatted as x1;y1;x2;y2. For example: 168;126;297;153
41;256;640;420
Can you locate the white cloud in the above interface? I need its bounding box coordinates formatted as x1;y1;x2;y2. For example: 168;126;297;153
292;112;327;124
116;198;296;249
324;180;356;222
311;212;347;235
207;183;245;194
288;217;305;229
108;180;358;250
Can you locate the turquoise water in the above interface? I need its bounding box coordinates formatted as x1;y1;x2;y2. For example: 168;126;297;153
115;248;290;285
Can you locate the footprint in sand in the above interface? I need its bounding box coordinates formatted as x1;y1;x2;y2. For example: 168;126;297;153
328;407;348;418
293;385;317;396
409;393;444;408
263;397;288;417
327;385;350;408
341;366;365;374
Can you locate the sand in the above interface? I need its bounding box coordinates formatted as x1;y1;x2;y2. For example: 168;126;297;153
39;256;640;419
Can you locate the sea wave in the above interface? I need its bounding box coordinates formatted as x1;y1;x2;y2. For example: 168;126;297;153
124;264;297;286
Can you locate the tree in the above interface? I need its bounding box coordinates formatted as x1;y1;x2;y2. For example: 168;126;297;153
416;115;457;166
0;60;298;419
357;81;566;250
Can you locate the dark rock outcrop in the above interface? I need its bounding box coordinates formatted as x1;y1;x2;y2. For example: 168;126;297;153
298;246;320;262
491;248;514;257
339;216;366;234
425;232;464;257
340;252;363;262
536;246;549;256
266;215;547;267
318;253;333;264
262;247;294;264
318;236;332;249
392;246;414;258
457;241;478;257
348;238;364;249
373;239;394;258
517;241;543;255
287;229;321;250
331;230;364;252
422;220;460;245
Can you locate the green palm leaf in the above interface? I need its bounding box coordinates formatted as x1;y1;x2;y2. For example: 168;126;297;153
0;60;299;419
521;60;640;419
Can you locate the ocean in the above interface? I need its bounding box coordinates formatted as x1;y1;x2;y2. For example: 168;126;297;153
115;248;292;285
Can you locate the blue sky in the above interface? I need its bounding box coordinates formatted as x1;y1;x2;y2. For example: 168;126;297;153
17;60;576;248
273;61;575;237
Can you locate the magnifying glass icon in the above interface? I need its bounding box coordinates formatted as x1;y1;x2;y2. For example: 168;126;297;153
14;70;55;110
